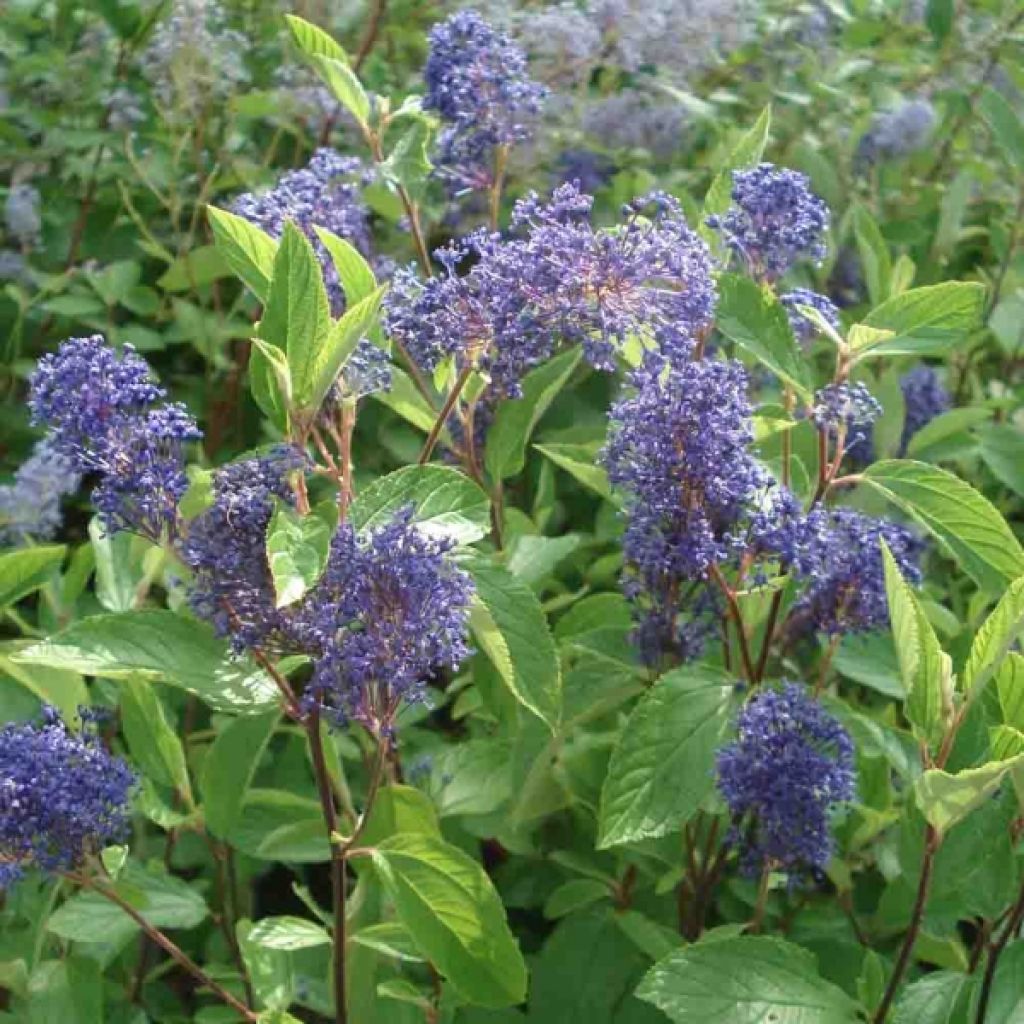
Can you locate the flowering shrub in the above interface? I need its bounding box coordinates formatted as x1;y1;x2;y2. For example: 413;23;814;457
1;3;1023;1024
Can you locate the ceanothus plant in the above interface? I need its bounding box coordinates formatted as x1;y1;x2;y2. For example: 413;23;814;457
2;7;1024;1024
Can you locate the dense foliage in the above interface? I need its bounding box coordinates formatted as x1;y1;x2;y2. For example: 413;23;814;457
1;1;1023;1023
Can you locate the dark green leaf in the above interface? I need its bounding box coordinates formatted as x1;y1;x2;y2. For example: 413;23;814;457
979;86;1024;171
15;610;281;713
485;347;582;481
715;273;812;400
636;936;863;1023
201;711;279;840
597;666;738;848
467;559;561;732
370;833;528;1008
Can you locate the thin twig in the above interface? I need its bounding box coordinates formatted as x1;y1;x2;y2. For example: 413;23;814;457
353;0;387;72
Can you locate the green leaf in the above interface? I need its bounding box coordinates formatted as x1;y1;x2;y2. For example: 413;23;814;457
485;347;582;481
89;519;144;612
249;343;291;431
206;205;278;302
359;784;441;847
313;227;376;305
996;653;1024;732
881;541;952;749
977;422;1024;498
543;879;610;919
467;559;561;732
891;971;975;1024
979;86;1024;171
715;273;812;400
381;110;436;199
238;918;295;1012
855;282;986;359
370;833;527;1008
597;666;738;848
48;863;208;943
914;754;1024;834
156;245;228;293
925;0;954;39
861;461;1024;594
636;935;862;1023
961;577;1024;705
119;676;192;801
15;610;281;713
372;367;437;433
535;442;614;501
247;916;331;951
702;105;772;223
258;222;333;414
201;710;279;840
350;922;425;962
0;653;88;725
0;545;65;609
304;285;387;415
312;56;370;128
349;465;490;545
265;499;335;608
284;14;348;62
852;205;892;308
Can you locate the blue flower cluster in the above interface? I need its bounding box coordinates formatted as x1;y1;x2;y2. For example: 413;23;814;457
424;10;546;191
140;0;249;116
385;182;715;406
716;683;856;874
708;163;829;281
0;438;81;547
29;336;200;542
604;358;802;663
811;382;882;459
0;707;135;888
4;184;41;246
304;507;474;729
855;99;936;171
791;507;923;635
899;365;950;454
184;446;307;654
234;148;373;316
780;288;841;345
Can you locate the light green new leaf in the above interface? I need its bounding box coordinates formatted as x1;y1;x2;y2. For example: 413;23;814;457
715;273;812;400
467;559;561;732
206;205;278;302
15;610;281;713
313;56;370;127
0;545;65;609
119;676;192;801
636;935;862;1023
961;577;1024;703
862;461;1024;595
313;227;376;305
258;222;332;414
381;112;435;199
597;666;738;848
372;367;437;434
702;105;771;223
201;710;279;839
914;754;1024;835
266;499;335;608
996;653;1024;732
238;918;295;1012
284;14;348;62
855;282;986;359
304;285;387;416
881;541;952;748
371;833;528;1008
486;347;582;481
349;465;490;545
247;916;331;951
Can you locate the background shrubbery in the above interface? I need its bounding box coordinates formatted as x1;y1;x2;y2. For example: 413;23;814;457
1;1;1023;1023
